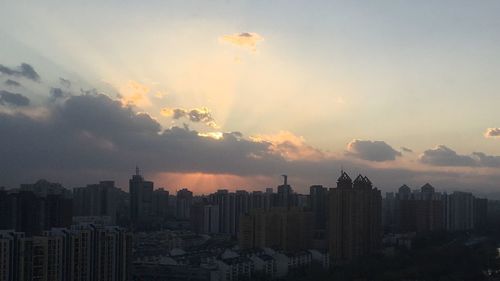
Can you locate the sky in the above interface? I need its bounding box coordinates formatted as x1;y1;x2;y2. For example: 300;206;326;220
1;1;500;196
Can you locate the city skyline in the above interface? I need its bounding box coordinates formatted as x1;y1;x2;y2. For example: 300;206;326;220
2;1;500;194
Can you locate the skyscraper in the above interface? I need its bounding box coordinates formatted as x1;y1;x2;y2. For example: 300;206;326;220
239;207;313;252
276;175;296;208
0;223;132;281
129;167;153;226
176;188;193;220
309;185;328;230
152;188;170;218
328;171;382;263
74;181;123;224
444;191;475;231
190;203;220;234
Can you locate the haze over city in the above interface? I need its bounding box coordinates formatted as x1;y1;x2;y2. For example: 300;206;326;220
1;1;500;195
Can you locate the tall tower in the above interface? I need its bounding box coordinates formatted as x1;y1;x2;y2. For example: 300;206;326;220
129;167;154;226
328;171;381;263
276;175;295;208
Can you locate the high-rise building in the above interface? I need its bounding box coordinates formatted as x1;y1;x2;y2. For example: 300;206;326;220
382;192;397;232
129;167;153;225
239;207;313;252
276;175;296;208
0;224;131;281
209;189;234;234
328;171;382;263
444;191;475;231
395;183;444;233
74;181;123;224
208;189;253;236
474;198;488;230
309;185;328;230
176;188;193;220
190;203;220;234
0;188;72;236
152;188;169;218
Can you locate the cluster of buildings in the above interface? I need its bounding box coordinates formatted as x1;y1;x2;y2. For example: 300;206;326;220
383;183;488;234
0;168;491;280
132;241;329;281
187;171;383;266
0;223;131;281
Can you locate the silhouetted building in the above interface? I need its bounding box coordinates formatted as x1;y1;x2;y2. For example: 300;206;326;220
395;183;444;234
382;192;397;232
209;189;239;235
239;207;313;252
0;184;72;236
276;175;296;209
474;198;488;229
249;191;266;210
152;188;170;218
190;203;220;234
20;179;71;198
309;185;328;230
129;167;153;225
176;188;193;220
328;172;382;263
0;224;131;281
415;199;444;233
444;191;475;231
74;181;123;224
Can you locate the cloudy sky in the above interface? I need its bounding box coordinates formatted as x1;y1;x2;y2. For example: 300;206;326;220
1;1;500;195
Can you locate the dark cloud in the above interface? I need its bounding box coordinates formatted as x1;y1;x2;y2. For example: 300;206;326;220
401;147;413;153
50;87;71;100
471;152;500;167
2;92;500;194
484;128;500;138
0;90;30;107
0;93;282;182
162;107;217;128
59;78;71;88
0;63;40;81
346;139;402;162
0;63;499;194
420;145;476;166
4;79;21;87
419;145;500;167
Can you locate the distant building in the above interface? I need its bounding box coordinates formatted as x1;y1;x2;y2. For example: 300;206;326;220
191;203;220;234
328;172;382;263
176;188;193;220
309;185;328;230
276;175;296;209
395;183;444;233
152;188;170;218
239;207;313;252
73;180;125;224
382;192;397;232
444;191;475;231
474;198;488;229
0;224;132;281
129;167;154;225
0;183;72;235
216;256;253;281
209;190;237;235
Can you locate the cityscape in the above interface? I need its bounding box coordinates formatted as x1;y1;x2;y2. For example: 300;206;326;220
2;1;500;281
1;168;499;280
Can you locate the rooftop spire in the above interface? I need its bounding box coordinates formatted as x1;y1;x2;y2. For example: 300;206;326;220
281;174;288;185
135;165;140;176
